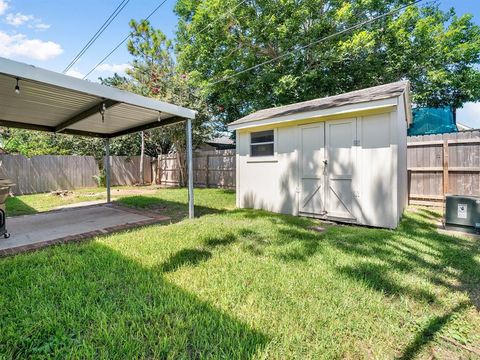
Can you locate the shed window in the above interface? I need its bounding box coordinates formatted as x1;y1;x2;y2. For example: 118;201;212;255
250;130;274;157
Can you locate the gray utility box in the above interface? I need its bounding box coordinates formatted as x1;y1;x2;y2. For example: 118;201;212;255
445;195;480;232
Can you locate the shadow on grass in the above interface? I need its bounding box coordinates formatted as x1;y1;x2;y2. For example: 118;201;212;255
160;248;212;272
214;189;236;195
320;208;479;357
396;302;470;360
5;197;37;217
172;204;478;358
114;196;480;309
0;243;268;358
159;233;239;273
116;195;227;221
42;193;478;358
339;262;437;304
203;233;237;247
329;209;480;305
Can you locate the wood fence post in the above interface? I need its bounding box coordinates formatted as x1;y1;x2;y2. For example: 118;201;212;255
442;139;449;199
205;154;210;188
407;169;411;206
157;156;161;186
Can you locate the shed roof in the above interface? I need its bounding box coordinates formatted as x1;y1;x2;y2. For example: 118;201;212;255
0;57;196;138
206;135;235;146
229;81;410;129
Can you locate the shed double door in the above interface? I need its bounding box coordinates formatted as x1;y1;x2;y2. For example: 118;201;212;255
298;119;356;220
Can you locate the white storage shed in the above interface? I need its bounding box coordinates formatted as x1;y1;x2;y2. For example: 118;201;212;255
228;81;412;229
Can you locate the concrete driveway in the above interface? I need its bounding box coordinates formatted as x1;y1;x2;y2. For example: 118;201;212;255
0;204;169;256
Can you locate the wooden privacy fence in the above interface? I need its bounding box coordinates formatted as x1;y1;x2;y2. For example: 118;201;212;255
2;139;479;203
154;150;235;189
0;151;235;195
0;154;152;195
0;155;98;195
407;130;480;206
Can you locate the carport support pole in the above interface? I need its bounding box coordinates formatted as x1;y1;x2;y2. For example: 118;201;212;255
187;118;194;218
105;138;111;203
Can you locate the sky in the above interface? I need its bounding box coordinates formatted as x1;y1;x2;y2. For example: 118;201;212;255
0;0;479;127
0;0;179;78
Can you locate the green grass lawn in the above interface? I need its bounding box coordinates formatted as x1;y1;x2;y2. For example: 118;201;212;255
5;187;110;216
1;189;479;359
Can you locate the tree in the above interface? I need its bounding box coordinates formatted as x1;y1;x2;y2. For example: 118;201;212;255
98;73;129;88
1;20;215;179
0;128;141;161
127;19;175;98
115;19;213;185
175;0;480;123
0;128;71;157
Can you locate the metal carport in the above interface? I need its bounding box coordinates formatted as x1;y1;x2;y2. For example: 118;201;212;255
0;57;196;218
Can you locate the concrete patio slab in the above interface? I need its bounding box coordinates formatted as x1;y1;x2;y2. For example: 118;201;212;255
53;199;116;210
0;204;169;256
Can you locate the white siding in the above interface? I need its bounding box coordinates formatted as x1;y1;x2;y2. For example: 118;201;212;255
238;126;298;214
358;113;396;228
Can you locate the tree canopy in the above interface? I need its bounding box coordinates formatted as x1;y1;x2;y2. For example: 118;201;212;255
3;1;479;157
1;20;213;162
175;0;480;123
124;19;213;155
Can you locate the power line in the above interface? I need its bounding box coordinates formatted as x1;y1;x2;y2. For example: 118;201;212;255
83;0;170;79
63;0;131;73
84;0;423;86
210;0;425;86
182;0;425;106
83;0;248;80
194;0;248;36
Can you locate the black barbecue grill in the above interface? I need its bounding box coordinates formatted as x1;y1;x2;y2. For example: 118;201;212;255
0;179;14;239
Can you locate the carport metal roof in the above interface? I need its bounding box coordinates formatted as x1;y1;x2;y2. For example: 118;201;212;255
0;57;196;218
0;57;196;138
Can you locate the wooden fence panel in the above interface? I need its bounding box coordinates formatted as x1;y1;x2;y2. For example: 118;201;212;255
0;154;99;195
156;150;236;189
157;154;181;186
110;156;152;186
205;150;236;188
407;130;480;206
0;154;153;195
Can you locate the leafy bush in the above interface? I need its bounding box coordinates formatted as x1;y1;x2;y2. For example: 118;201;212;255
93;170;106;188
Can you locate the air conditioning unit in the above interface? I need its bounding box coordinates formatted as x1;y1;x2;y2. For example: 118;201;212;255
445;195;480;233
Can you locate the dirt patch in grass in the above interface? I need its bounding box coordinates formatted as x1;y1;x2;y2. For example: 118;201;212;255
82;188;159;198
111;187;159;196
48;190;74;198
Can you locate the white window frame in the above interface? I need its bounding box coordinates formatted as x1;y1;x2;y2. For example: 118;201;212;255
247;128;277;162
